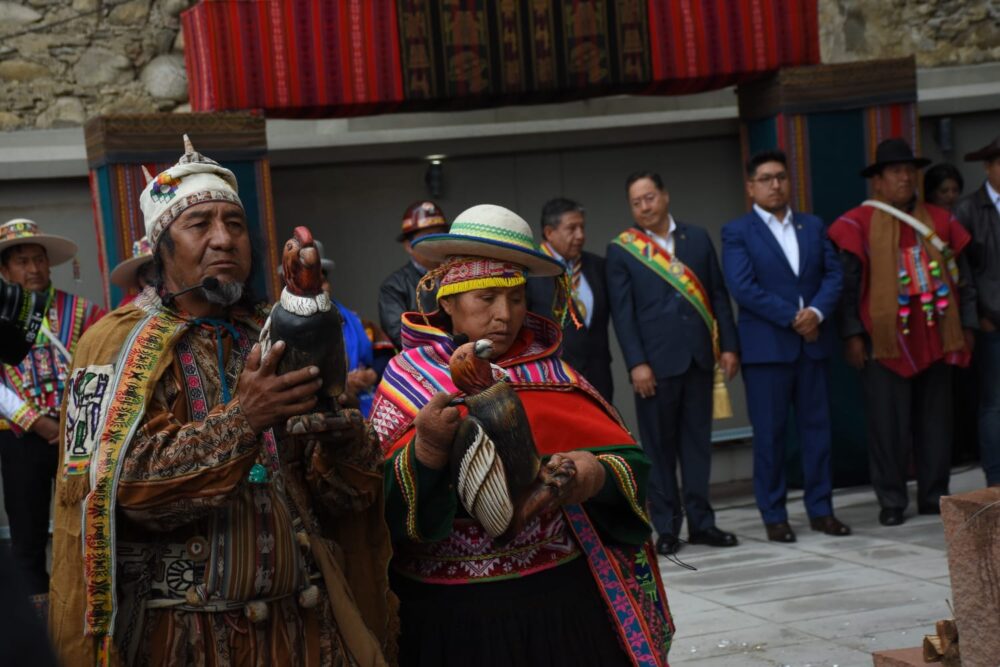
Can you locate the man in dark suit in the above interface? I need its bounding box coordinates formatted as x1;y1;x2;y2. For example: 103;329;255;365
954;136;1000;488
607;171;739;555
527;197;614;402
721;150;850;543
378;201;449;349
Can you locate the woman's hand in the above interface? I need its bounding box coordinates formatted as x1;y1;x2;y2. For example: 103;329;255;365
553;450;606;506
413;391;460;469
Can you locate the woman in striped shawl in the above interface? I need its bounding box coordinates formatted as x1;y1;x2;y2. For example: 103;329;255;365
370;204;674;667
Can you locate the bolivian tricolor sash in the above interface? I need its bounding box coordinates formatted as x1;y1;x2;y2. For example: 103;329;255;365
612;228;732;419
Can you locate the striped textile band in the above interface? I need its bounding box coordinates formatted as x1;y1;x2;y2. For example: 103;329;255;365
448;220;535;249
597;453;649;525
436;257;526;300
393;439;421;541
83;310;189;640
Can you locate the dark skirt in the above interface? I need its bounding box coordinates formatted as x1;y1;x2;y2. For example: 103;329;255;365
391;556;632;667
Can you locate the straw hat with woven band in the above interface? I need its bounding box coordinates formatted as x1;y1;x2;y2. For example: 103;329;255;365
110;235;154;289
0;218;78;266
413;204;563;278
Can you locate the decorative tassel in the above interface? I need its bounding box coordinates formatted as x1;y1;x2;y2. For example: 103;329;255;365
58;474;91;506
244;600;269;623
295;530;311;549
711;364;732;420
298;584;320;609
73;256;81;283
185;586;206;607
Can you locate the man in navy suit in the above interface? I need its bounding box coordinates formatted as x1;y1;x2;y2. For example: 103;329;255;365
721;150;850;543
527;197;614;402
608;171;739;555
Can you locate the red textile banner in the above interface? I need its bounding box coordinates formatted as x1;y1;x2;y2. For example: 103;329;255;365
182;0;819;117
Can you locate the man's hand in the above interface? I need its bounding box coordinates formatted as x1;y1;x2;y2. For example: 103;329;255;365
793;308;821;342
555;451;606;506
238;341;322;434
31;415;60;445
964;328;976;355
347;368;377;395
630;363;657;399
844;335;867;369
413;391;461;470
720;352;740;381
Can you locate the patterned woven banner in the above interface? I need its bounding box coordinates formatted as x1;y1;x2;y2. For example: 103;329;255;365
182;0;819;116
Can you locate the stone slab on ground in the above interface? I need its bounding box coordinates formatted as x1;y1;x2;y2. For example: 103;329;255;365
941;486;1000;667
871;646;924;666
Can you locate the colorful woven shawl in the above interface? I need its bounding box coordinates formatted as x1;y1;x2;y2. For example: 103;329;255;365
370;311;619;450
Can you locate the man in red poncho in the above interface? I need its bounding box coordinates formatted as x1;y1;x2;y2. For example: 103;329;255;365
829;138;978;527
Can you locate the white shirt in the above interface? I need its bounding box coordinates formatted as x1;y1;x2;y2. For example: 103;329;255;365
987;181;1000;220
646;216;676;256
753;204;824;322
546;245;594;328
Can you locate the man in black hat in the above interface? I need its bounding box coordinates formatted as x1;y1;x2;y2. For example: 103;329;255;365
953;136;1000;487
829;138;978;526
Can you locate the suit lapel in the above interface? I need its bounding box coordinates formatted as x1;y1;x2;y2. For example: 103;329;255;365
792;213;809;277
751;211;797;277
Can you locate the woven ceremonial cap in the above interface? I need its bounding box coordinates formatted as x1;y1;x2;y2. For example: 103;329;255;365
139;134;243;247
412;204;563;277
109;235;154;289
398;200;448;242
0;218;77;266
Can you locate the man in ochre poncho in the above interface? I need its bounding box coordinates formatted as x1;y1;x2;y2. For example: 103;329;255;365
49;137;395;666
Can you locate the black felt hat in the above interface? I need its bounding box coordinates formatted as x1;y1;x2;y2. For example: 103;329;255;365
860;138;931;178
964;136;1000;162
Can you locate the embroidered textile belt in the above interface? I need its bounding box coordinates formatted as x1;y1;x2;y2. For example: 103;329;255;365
118;539;319;609
393;511;581;584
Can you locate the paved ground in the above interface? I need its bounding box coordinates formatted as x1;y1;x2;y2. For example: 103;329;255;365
660;465;984;666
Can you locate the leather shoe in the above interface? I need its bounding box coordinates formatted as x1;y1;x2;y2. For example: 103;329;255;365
764;522;796;543
809;515;852;536
879;508;905;526
688;526;738;547
656;534;680;556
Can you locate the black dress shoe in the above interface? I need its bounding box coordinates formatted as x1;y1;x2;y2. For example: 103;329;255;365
879;508;905;526
688;526;738;547
764;521;796;542
656;534;680;556
809;515;852;536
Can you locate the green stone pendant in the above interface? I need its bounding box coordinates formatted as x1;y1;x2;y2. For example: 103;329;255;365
248;463;268;484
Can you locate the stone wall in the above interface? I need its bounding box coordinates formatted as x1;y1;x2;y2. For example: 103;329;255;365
0;0;193;131
1;0;998;132
820;0;1000;67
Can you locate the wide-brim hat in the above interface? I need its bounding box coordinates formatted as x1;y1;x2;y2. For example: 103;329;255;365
109;235;154;289
412;204;563;277
964;136;1000;162
0;218;77;266
860;138;931;177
